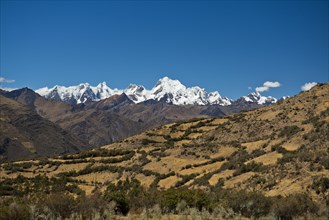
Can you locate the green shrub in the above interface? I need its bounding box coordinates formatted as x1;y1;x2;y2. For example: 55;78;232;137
35;193;77;219
272;194;319;220
250;149;266;158
160;189;210;213
271;144;288;153
0;202;31;220
278;125;301;138
104;191;129;215
312;177;329;194
141;139;159;145
278;150;314;164
227;191;271;218
233;161;265;176
175;173;198;188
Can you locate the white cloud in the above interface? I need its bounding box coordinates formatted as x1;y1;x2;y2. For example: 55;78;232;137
255;86;269;92
248;86;252;90
301;82;317;91
256;81;281;93
0;87;17;91
263;81;281;88
0;77;15;83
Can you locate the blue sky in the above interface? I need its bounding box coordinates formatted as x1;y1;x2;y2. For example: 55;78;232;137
0;0;328;99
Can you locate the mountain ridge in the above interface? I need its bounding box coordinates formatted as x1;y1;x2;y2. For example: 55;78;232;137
36;77;277;106
0;82;281;151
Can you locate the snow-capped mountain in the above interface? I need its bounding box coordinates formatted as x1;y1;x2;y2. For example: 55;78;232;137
242;92;277;105
150;77;220;105
208;91;232;106
35;77;276;106
123;84;151;103
36;82;122;104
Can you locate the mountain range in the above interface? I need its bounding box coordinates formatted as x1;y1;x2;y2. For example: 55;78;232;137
35;77;277;106
0;77;282;161
1;83;328;208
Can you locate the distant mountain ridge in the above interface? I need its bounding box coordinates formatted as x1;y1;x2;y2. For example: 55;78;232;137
0;78;280;159
36;77;277;106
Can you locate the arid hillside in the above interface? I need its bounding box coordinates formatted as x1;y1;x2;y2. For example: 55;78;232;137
0;95;86;162
0;83;328;219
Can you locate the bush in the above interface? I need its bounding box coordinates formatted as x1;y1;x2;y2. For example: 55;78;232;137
62;149;133;160
74;192;108;219
272;194;319;220
141;139;158;145
312;177;329;194
104;191;129;215
250;149;266;158
278;125;301;138
219;149;251;171
233;161;265;176
175;173;198;187
0;202;31;220
160;189;210;213
227;191;272;218
103;178;154;214
150;171;175;188
0;182;16;196
190;121;206;129
39;193;76;219
278;150;314;164
271;144;288;154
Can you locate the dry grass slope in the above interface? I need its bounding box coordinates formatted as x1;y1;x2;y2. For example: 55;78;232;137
1;83;328;205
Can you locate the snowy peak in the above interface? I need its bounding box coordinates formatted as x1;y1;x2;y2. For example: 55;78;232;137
149;77;231;105
208;91;232;105
93;82;122;100
152;77;186;94
96;81;107;88
124;84;150;103
36;83;122;104
151;77;207;105
35;77;276;106
243;92;277;105
151;77;186;101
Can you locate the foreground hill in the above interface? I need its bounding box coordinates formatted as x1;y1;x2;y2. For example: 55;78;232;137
0;83;328;219
0;95;86;162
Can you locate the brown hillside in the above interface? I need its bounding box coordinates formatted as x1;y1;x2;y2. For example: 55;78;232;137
1;83;328;203
0;95;87;161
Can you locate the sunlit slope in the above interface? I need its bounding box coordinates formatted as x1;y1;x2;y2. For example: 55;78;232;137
1;83;328;201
